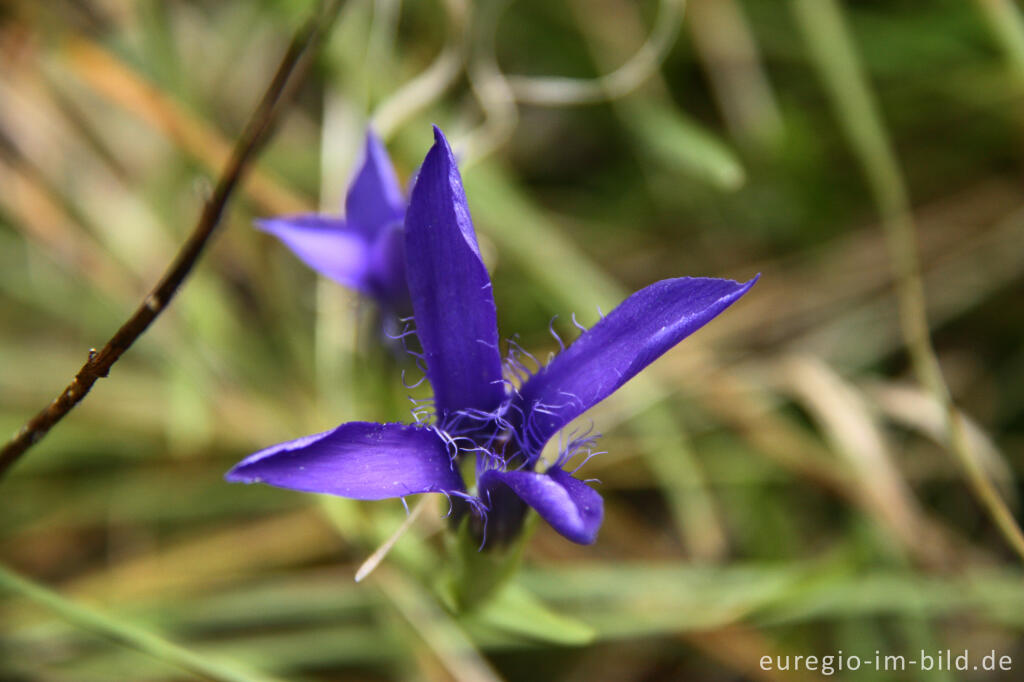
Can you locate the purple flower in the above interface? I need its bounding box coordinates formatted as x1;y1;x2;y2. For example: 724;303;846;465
255;130;409;308
227;127;756;546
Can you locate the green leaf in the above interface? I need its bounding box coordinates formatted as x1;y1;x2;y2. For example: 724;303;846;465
467;582;596;646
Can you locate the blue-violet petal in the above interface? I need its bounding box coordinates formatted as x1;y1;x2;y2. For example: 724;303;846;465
479;467;603;545
225;422;464;500
256;215;374;293
515;276;757;458
368;221;409;306
345;130;405;235
404;126;504;416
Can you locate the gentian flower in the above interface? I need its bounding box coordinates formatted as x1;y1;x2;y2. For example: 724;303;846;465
255;130;409;310
227;127;756;547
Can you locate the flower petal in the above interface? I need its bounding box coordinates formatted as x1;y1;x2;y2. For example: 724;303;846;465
404;127;504;415
479;468;603;544
345;131;405;235
225;422;463;500
515;276;757;457
256;215;373;293
368;221;409;307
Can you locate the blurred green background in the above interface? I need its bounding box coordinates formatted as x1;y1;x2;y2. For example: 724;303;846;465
3;0;1024;680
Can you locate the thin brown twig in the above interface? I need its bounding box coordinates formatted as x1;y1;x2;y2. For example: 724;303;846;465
0;0;344;481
